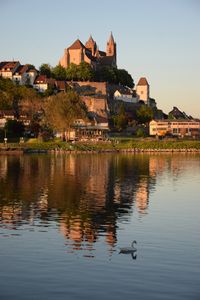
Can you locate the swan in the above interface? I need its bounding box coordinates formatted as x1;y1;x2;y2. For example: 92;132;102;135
119;240;137;254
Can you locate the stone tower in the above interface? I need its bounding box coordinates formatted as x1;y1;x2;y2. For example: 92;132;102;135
136;77;150;105
106;32;117;65
85;35;97;56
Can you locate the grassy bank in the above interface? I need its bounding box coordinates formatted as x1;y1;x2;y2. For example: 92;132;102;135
1;138;200;152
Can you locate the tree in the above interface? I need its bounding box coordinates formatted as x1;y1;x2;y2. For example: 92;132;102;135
77;62;95;81
136;105;153;124
66;63;79;81
52;64;67;80
39;63;52;78
117;69;134;88
44;90;87;140
113;104;128;131
4;120;25;138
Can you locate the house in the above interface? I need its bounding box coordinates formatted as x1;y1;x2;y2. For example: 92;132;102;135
0;61;38;86
0;61;20;80
33;75;55;92
0;110;15;128
12;64;29;85
114;89;138;103
26;68;38;86
149;119;200;138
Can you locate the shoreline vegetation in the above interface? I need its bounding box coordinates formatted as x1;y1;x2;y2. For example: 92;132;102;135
0;138;200;154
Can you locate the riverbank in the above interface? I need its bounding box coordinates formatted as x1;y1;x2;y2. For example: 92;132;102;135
1;139;200;154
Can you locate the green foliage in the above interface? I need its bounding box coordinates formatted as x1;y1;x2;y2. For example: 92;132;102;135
44;90;87;133
168;112;175;120
66;62;94;81
66;63;78;81
77;62;95;81
52;64;67;80
95;66;134;88
113;104;128;131
117;69;134;88
136;105;153;124
39;63;52;78
136;128;146;137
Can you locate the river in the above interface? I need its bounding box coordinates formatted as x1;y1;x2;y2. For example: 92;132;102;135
0;153;200;299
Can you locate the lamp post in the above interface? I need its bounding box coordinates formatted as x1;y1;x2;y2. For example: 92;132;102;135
4;129;7;145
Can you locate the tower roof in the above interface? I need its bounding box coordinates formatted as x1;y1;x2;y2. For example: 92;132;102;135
137;77;149;86
108;32;115;44
68;39;85;50
87;35;95;44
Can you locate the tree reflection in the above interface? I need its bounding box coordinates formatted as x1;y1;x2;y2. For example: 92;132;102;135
0;153;195;254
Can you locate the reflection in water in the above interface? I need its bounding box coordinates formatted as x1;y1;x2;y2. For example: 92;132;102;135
0;153;199;256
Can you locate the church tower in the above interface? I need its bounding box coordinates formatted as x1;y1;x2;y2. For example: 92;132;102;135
85;35;97;56
106;32;117;66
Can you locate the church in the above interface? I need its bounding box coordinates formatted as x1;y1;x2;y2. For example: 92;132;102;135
59;33;117;70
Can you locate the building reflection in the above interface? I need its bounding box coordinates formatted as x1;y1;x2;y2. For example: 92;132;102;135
0;153;194;255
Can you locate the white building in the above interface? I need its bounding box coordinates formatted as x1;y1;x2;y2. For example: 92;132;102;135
0;61;38;86
0;61;20;80
149;119;200;137
136;77;150;105
114;89;138;103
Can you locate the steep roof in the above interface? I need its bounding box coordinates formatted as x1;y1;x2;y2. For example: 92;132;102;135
137;77;149;86
108;32;115;44
0;61;20;71
14;64;28;75
68;39;85;50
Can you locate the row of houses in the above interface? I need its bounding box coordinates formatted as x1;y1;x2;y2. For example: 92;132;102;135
0;61;67;93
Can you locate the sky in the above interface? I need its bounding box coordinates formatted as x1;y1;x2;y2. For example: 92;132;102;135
0;0;200;117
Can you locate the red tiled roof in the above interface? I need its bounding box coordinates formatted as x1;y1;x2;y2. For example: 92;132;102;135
68;39;85;50
137;77;149;86
34;75;47;84
14;65;28;75
0;61;20;71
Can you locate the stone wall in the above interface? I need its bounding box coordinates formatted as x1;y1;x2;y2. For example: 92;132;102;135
67;81;108;96
81;96;109;117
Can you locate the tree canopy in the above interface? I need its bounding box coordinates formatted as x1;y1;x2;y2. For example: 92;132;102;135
39;63;52;78
136;105;153;124
44;90;87;134
95;66;134;88
52;64;67;80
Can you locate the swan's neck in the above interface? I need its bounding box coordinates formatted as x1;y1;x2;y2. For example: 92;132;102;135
131;241;136;248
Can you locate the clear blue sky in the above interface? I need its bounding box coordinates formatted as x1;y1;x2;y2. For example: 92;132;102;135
1;0;200;117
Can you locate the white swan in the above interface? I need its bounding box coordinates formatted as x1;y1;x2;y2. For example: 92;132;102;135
119;240;137;254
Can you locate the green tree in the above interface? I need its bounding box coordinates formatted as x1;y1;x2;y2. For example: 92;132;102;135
136;105;153;124
113;104;128;131
117;69;134;88
39;63;52;78
44;90;87;140
77;62;94;81
66;63;79;81
52;64;67;80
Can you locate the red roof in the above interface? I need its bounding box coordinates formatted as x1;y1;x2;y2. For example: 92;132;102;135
68;39;85;50
0;61;20;71
14;65;28;75
137;77;149;86
34;75;48;84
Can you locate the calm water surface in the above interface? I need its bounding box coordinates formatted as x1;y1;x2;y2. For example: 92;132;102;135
0;153;200;300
